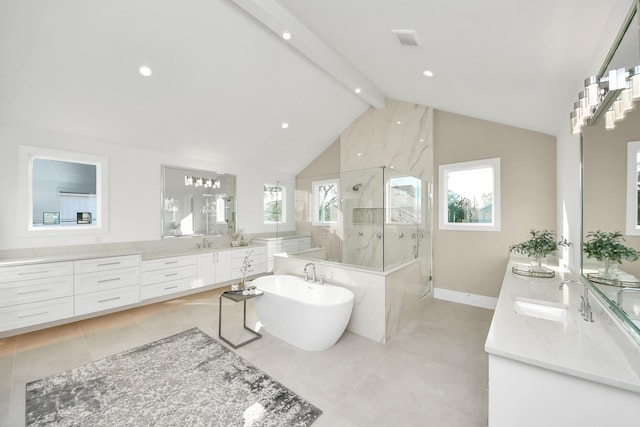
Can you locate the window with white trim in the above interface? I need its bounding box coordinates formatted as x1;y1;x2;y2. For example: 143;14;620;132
439;158;501;231
311;179;339;226
264;184;286;223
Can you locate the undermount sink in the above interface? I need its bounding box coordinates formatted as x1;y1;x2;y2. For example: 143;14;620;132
513;297;568;323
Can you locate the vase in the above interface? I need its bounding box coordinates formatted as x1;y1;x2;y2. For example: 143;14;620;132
598;258;618;280
530;254;547;273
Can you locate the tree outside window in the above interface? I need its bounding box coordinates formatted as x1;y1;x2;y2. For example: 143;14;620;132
264;184;286;223
312;179;339;225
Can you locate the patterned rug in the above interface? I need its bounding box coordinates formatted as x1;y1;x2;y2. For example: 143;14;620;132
26;328;322;426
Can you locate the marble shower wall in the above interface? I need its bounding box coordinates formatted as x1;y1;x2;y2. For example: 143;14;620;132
340;100;433;276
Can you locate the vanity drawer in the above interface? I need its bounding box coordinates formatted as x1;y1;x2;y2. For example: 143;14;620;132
140;278;193;300
0;276;74;308
75;267;140;295
141;255;196;272
0;297;74;332
0;261;73;283
74;285;140;316
141;265;196;286
74;255;140;274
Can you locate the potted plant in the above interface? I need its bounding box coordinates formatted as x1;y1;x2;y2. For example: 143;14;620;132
583;231;639;280
509;229;571;273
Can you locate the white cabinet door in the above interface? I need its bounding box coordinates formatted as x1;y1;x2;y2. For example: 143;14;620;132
196;253;215;287
215;251;232;283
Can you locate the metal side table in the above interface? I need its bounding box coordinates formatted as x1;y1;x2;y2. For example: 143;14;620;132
218;290;263;349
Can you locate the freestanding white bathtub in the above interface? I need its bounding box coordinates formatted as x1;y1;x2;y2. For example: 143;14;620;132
252;275;355;351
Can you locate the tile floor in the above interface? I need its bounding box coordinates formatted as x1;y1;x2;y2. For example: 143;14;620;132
0;290;494;426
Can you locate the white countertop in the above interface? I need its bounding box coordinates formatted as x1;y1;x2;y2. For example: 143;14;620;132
485;259;640;393
0;244;263;267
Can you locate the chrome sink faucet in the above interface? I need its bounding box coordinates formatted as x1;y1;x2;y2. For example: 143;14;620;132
304;263;316;282
560;280;594;322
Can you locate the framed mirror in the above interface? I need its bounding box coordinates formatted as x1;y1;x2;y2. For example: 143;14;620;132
581;1;640;339
20;145;108;234
161;165;236;238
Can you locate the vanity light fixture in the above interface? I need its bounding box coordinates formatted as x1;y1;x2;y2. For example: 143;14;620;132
281;122;289;129
423;70;434;77
184;176;221;188
570;65;640;134
139;66;152;77
354;87;362;94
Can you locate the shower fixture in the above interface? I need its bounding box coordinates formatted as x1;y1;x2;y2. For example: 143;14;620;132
352;183;362;191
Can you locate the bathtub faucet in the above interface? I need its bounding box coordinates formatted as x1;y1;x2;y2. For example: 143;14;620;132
304;263;316;282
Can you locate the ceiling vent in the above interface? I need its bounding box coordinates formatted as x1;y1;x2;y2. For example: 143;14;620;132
392;29;421;47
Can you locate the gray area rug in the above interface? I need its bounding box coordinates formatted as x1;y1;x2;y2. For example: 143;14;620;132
26;328;322;426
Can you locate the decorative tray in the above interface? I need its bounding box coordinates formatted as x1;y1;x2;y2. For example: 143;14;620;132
586;273;640;288
512;264;555;278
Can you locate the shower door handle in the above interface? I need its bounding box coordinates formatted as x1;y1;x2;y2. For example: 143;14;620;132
375;232;383;239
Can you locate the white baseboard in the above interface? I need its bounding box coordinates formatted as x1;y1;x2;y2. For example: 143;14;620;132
434;287;497;310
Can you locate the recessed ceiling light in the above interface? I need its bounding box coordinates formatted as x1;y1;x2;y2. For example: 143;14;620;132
396;121;402;125
357;152;363;157
281;122;289;129
282;32;292;40
354;87;362;94
139;66;152;77
423;70;434;77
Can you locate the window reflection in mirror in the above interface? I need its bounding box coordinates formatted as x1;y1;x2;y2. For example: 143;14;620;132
161;165;235;238
625;140;640;235
21;145;107;233
32;159;97;227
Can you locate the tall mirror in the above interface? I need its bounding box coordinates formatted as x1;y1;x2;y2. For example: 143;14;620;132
161;165;236;238
20;145;108;234
581;1;640;338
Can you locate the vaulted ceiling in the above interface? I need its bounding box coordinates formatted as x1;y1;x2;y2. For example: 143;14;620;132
0;1;633;175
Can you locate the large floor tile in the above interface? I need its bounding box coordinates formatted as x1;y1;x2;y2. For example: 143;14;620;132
0;294;493;427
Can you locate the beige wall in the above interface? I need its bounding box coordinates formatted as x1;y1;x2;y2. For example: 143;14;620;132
433;110;557;298
295;139;342;261
583;106;640;277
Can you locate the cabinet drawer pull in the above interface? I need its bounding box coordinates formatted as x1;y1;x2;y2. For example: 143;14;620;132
164;272;178;277
19;311;48;318
97;262;121;267
164;285;179;290
97;278;121;284
98;296;121;303
164;261;179;265
18;270;49;276
18;288;49;295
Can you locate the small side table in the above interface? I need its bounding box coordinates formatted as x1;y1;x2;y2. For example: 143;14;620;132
218;290;263;349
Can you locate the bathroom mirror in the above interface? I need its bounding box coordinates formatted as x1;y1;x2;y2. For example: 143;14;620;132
20;145;108;234
581;1;640;338
161;165;236;238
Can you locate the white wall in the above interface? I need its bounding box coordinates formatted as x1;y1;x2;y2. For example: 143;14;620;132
0;124;295;250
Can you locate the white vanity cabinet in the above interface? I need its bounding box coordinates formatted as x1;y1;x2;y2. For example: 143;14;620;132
0;261;74;332
140;255;197;300
231;247;266;279
196;250;232;287
73;255;140;316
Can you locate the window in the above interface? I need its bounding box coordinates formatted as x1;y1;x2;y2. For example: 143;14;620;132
626;141;640;235
264;184;286;223
312;179;339;225
439;158;500;231
387;176;421;224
